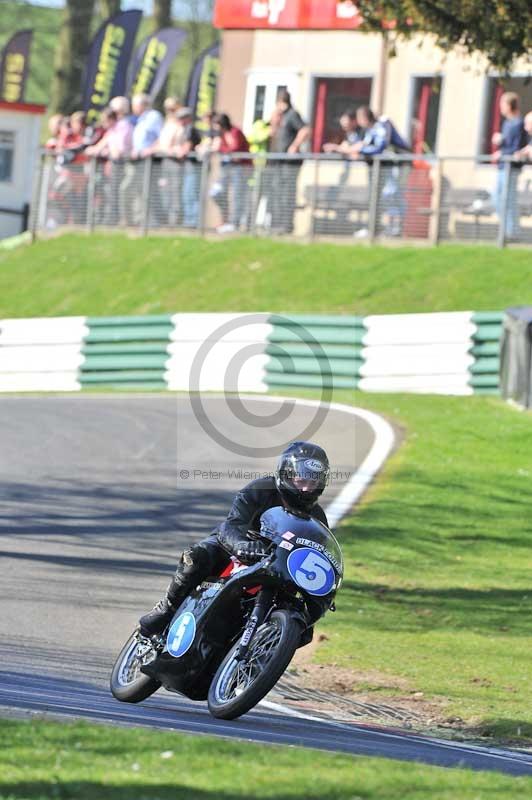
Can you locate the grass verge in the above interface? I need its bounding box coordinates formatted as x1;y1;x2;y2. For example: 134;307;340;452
1;234;531;317
0;717;530;800
291;391;532;746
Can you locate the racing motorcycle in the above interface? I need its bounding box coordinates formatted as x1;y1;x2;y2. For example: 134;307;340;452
110;505;343;720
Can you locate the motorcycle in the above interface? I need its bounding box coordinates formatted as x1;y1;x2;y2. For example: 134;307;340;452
110;505;343;720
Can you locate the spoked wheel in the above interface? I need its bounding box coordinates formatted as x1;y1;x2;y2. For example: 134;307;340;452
110;630;161;703
207;609;301;720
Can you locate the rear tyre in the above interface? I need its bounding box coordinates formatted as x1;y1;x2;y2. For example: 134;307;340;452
207;609;301;720
110;631;160;703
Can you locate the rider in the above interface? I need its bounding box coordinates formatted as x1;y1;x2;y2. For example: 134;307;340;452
139;441;330;637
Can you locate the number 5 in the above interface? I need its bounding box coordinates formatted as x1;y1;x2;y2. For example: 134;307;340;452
295;552;330;592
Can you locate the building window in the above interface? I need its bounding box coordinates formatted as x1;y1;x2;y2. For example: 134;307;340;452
0;131;14;182
480;77;532;155
253;85;266;122
311;76;372;152
409;76;442;154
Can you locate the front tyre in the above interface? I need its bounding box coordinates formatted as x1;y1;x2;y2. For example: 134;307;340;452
207;609;301;720
110;630;160;703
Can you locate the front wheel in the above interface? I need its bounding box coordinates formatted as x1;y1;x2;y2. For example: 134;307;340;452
110;630;160;703
207;609;301;720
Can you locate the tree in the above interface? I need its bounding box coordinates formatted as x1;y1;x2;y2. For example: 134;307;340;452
356;0;531;73
99;0;121;19
154;0;172;31
49;0;96;114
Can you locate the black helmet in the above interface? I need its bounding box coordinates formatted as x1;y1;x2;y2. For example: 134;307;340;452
275;441;330;512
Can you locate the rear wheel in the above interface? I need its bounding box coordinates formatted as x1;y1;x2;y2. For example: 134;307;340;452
207;609;301;720
110;631;160;703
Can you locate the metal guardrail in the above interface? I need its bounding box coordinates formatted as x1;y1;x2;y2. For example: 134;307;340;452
30;151;532;248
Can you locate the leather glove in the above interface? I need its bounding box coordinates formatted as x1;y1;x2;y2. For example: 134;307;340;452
236;540;268;564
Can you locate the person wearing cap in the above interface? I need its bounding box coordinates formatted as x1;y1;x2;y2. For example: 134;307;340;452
170;106;202;228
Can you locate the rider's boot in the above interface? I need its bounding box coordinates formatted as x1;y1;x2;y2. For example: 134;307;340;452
139;577;188;637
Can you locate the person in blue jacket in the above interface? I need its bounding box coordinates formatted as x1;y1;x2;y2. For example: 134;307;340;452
491;92;526;239
352;106;410;237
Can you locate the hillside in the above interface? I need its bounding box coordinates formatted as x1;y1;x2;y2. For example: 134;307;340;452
0;234;530;318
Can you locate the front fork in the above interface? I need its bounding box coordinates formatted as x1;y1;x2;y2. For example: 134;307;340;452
236;588;274;661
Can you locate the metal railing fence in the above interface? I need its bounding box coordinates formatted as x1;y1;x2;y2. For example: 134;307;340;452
30;151;532;247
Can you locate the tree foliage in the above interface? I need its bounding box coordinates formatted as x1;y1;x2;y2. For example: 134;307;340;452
98;0;121;19
357;0;532;72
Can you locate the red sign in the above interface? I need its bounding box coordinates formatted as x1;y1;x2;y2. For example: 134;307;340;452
214;0;363;30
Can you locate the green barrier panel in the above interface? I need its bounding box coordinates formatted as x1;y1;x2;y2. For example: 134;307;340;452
265;373;358;389
266;342;362;359
85;381;167;390
470;374;499;388
470;342;500;357
472;323;503;342
82;354;170;371
472;312;504;324
87;314;173;326
84;325;173;343
470;357;500;375
473;387;500;395
267;356;360;377
269;314;365;328
82;343;170;356
81;370;167;384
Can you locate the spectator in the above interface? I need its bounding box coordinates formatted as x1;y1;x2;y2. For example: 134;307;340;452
45;114;64;151
323;109;361;156
492;92;526;238
86;96;133;225
131;93;163;157
210;112;251;233
516;111;532;162
170;106;202;228
352;106;410;237
119;94;162;225
269;90;310;233
139;97;184;226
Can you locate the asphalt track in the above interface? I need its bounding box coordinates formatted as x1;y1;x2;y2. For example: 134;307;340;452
1;395;531;777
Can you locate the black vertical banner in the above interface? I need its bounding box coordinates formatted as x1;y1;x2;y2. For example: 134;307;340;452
82;9;143;124
127;28;187;100
186;42;220;124
0;30;33;103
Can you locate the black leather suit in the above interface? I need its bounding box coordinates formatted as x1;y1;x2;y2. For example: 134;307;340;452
167;476;328;606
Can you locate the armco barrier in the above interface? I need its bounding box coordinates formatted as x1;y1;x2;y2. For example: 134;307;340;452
0;311;503;395
80;315;174;390
470;311;504;395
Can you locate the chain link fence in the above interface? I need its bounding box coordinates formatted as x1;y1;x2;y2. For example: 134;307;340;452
31;152;532;247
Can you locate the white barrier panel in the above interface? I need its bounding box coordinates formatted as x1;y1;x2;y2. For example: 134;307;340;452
363;312;475;347
0;372;81;392
167;314;272;392
359;374;473;395
166;343;269;392
361;345;474;378
0;345;85;373
0;317;89;346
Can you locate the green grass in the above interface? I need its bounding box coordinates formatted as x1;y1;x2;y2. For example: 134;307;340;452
1;234;531;317
303;391;532;745
1;718;530;800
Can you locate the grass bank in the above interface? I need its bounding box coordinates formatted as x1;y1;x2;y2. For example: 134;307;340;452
0;234;531;317
0;718;530;800
301;392;532;745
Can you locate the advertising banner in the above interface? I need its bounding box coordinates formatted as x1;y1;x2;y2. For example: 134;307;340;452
186;42;220;123
82;9;142;124
0;29;33;103
213;0;363;30
127;27;187;99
